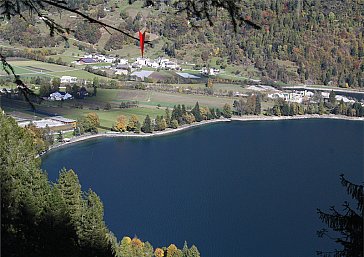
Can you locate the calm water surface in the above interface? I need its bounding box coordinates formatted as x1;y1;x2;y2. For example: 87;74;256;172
42;120;364;257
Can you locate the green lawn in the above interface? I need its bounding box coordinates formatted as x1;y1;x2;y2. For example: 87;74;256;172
59;107;164;128
0;60;110;81
103;88;233;108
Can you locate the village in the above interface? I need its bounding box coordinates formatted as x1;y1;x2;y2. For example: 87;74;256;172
73;53;220;79
1;52;363;137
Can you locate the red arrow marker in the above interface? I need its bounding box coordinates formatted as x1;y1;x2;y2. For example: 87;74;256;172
139;31;146;58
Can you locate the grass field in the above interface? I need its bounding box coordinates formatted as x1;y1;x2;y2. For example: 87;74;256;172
54;107;165;128
0;60;109;80
1;96;164;128
111;89;235;109
1;83;275;129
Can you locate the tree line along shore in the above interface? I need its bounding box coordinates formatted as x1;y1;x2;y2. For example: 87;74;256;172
44;113;364;155
17;90;363;155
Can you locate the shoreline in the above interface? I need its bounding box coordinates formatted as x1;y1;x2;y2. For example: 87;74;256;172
44;114;364;154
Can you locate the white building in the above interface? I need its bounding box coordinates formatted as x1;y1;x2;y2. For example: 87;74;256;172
135;57;147;66
267;92;303;103
201;67;220;76
119;59;129;65
60;76;77;84
115;70;129;76
335;95;355;103
321;92;330;99
104;57;116;63
49;92;73;101
146;60;159;68
157;57;170;64
161;61;179;70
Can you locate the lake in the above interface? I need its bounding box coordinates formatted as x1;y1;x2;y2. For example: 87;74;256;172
42;119;364;257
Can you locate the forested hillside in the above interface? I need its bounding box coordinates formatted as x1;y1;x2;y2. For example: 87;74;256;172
154;0;364;87
0;0;363;87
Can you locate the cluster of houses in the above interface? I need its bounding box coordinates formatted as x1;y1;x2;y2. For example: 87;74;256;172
60;76;78;84
267;90;356;104
74;53;182;71
201;67;220;76
48;91;73;101
110;57;181;75
1;88;13;94
74;54;117;65
73;53;225;80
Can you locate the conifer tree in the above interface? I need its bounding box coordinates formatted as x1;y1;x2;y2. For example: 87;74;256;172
57;169;83;226
135;120;141;134
317;175;363;257
165;107;171;127
142;115;153;133
57;131;63;142
328;90;336;106
255;94;262;115
191;102;203;122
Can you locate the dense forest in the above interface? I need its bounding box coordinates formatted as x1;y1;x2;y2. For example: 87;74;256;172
1;0;362;87
0;111;201;257
152;0;364;87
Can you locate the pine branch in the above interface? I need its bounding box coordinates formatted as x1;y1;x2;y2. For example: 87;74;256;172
340;174;363;212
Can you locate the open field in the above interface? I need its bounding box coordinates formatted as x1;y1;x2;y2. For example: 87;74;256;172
108;88;234;108
0;59;109;80
1;84;256;128
51;107;165;128
1;96;164;128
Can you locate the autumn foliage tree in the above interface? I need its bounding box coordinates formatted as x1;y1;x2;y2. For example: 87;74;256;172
155;248;164;257
114;115;127;132
127;115;139;132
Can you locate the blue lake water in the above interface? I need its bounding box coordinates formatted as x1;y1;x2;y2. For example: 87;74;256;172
42;119;364;257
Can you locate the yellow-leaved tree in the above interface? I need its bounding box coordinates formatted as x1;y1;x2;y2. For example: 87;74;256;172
86;112;100;128
154;247;164;257
167;244;182;257
127;115;139;131
114;115;127;132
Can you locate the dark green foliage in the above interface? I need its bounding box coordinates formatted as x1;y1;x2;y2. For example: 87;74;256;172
181;242;201;257
142;115;153;133
74;21;102;44
267;98;364;118
104;24;132;50
222;103;232;118
0;112;114;257
155;0;363;87
255;94;262;115
281;102;290;116
57;131;63;142
328;90;336;106
135;120;142;133
215;108;221;118
317;175;363;257
191;102;203;122
165;107;171;127
154;115;167;131
0;16;61;47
